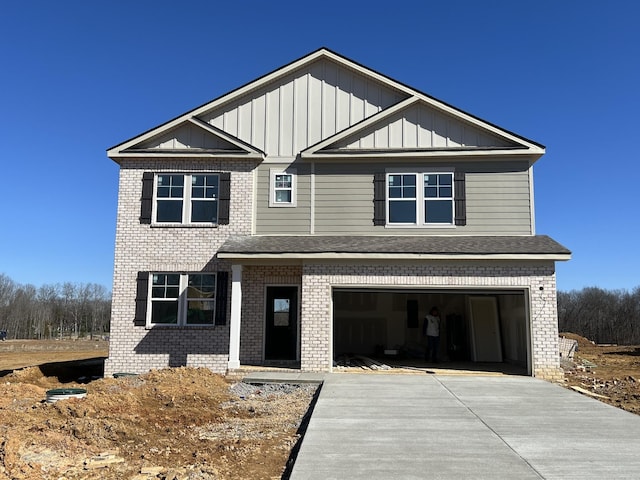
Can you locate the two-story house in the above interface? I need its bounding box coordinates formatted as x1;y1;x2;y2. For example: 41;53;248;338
105;48;570;380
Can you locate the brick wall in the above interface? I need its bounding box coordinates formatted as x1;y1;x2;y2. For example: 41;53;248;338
104;158;257;377
299;261;562;380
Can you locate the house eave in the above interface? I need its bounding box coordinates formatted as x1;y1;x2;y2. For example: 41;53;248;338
108;151;265;163
217;252;571;261
300;148;543;160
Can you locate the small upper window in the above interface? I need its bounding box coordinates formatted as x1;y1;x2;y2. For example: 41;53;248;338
155;174;219;224
269;169;297;207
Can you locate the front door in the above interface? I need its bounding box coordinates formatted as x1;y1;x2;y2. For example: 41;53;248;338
265;286;298;361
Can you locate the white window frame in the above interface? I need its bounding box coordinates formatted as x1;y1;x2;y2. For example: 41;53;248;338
269;168;297;207
386;169;455;227
147;273;217;327
153;173;220;224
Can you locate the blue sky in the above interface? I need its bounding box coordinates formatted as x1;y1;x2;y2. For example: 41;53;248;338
1;1;638;292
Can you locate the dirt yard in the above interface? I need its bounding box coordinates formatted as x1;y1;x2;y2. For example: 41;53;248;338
560;333;640;415
0;341;317;480
2;336;640;479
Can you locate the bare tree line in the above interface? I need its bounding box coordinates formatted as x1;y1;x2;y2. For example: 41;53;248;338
558;286;640;345
0;273;111;340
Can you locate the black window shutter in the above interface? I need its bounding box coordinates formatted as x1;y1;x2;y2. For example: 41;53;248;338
215;271;229;325
373;172;386;226
134;272;149;326
454;171;466;226
140;172;154;224
218;172;231;225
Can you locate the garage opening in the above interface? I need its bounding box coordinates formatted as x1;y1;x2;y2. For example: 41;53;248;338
332;288;530;375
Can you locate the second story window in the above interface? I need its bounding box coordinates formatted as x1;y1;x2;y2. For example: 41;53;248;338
388;174;417;223
269;169;297;207
424;173;453;224
387;172;454;226
274;174;293;203
155;174;219;224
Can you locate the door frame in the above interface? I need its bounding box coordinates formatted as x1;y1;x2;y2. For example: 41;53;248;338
263;284;300;363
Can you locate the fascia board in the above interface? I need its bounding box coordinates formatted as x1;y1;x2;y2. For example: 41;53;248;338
109;152;264;160
302;149;542;160
217;252;571;261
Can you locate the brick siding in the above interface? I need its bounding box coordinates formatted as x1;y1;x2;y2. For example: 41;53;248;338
104;158;257;377
299;262;562;380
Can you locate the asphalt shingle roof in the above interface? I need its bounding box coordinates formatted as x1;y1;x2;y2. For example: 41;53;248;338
218;235;570;256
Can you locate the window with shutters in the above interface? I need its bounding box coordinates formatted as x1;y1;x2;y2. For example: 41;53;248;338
140;172;230;225
154;173;219;224
148;273;217;326
386;171;455;226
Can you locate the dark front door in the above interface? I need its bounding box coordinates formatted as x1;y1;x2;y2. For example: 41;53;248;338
265;286;298;361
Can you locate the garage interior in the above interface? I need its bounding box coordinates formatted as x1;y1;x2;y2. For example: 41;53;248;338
333;288;530;375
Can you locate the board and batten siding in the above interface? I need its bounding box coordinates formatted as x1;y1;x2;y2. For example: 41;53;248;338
255;163;311;233
199;59;407;157
329;102;515;150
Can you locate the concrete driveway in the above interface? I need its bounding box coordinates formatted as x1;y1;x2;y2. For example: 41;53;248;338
289;374;640;479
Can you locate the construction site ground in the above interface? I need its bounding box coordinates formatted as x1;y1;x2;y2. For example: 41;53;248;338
0;335;639;479
559;332;640;415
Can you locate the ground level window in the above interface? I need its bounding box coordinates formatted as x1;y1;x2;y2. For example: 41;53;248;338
149;273;216;326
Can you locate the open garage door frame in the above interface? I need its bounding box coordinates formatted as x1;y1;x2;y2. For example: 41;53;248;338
331;287;532;376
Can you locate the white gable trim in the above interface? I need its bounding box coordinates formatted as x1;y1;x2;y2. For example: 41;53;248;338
109;118;265;159
108;48;544;159
301;96;544;159
187;118;265;157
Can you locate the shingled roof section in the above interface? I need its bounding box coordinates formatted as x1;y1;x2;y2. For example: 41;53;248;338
218;235;571;257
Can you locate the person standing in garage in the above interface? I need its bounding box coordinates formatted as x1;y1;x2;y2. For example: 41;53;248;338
424;307;441;363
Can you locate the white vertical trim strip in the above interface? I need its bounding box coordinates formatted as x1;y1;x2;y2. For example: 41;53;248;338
529;162;536;235
310;161;315;234
227;264;243;370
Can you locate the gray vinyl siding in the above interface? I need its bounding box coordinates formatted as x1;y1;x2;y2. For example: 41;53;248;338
314;163;379;233
312;160;532;235
255;163;311;233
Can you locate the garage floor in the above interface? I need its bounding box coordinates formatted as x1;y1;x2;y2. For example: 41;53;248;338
288;373;640;479
376;358;528;376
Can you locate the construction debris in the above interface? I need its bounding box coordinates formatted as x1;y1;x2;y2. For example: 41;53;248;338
334;355;392;370
559;336;578;359
570;385;610;400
